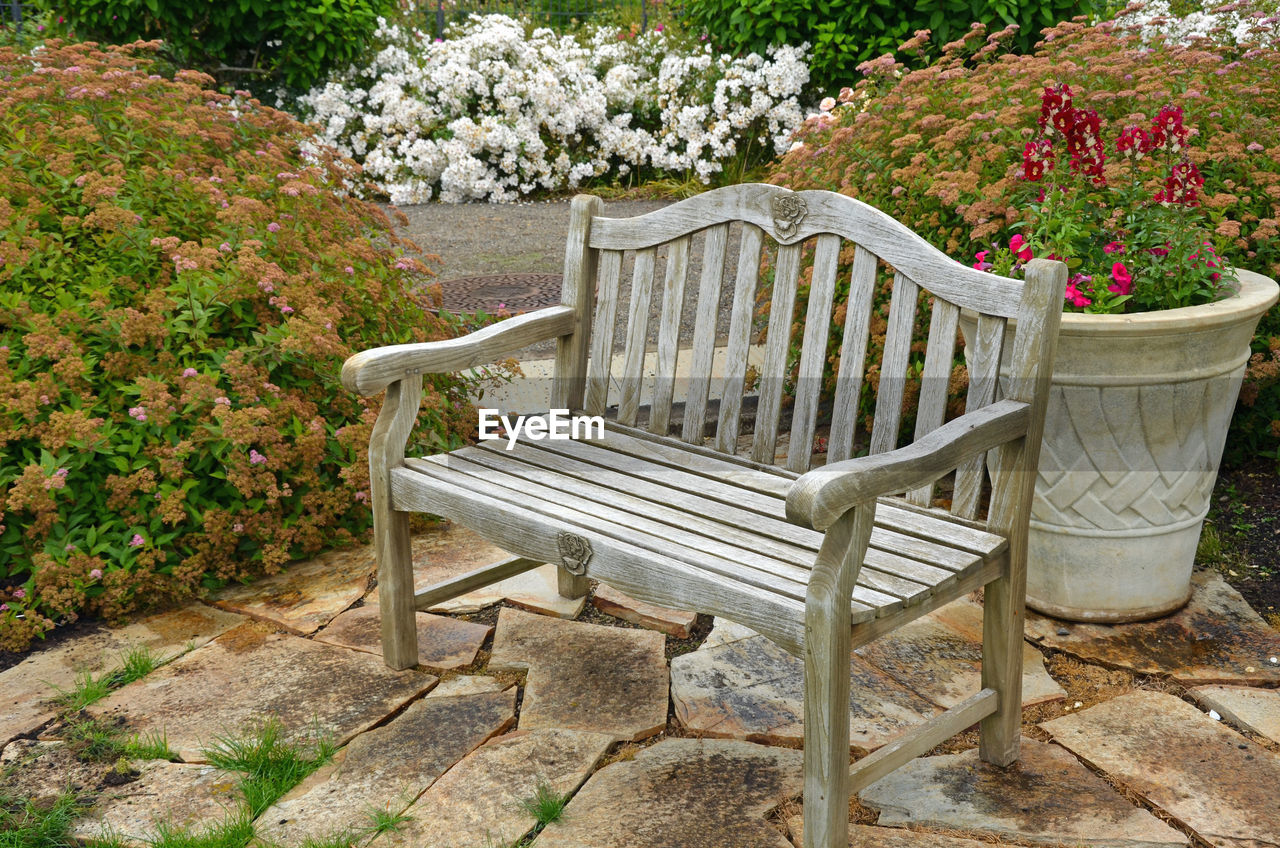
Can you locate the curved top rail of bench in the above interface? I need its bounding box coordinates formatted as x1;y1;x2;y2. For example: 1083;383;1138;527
587;184;1024;319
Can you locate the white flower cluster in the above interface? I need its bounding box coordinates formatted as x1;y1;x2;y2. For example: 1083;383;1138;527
296;14;810;203
1113;0;1279;48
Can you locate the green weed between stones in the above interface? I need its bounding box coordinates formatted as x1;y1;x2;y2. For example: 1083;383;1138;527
0;790;81;848
365;802;414;836
201;718;336;818
51;646;163;712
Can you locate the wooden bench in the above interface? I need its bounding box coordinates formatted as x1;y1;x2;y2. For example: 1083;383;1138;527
342;184;1066;848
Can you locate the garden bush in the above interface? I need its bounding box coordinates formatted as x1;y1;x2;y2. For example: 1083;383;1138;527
680;0;1099;95
0;40;476;652
298;14;810;203
767;12;1280;460
46;0;398;91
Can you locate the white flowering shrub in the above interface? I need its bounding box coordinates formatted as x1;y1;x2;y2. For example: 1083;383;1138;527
1113;0;1279;48
297;14;810;203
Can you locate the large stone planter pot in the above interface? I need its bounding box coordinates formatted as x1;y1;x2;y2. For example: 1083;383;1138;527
962;269;1278;623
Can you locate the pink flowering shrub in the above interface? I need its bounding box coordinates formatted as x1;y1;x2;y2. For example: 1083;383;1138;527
0;41;475;652
975;84;1232;313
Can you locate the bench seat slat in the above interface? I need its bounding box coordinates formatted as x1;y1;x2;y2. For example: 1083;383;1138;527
398;426;1007;620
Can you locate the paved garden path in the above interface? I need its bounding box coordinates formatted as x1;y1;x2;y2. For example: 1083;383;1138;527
3;518;1279;847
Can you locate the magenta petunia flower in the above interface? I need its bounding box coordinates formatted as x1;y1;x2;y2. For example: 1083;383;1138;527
1109;261;1133;295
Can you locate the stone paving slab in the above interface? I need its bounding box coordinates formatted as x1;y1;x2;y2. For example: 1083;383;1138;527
859;737;1187;847
370;728;614;848
592;583;697;638
1043;690;1280;848
671;632;941;751
1189;685;1280;744
257;688;516;848
0;739;115;805
535;738;803;848
1024;571;1280;685
857;608;1065;709
488;607;668;742
426;674;512;699
787;819;1003;848
85;623;436;762
314;606;491;670
0;604;244;747
71;760;242;846
212;547;372;635
703;617;760;648
366;526;584;618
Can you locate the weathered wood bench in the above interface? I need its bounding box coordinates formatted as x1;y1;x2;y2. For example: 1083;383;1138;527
342;184;1066;848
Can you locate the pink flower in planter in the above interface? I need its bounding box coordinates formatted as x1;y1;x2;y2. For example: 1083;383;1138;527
129;534;145;547
1009;234;1033;262
1104;241;1125;254
973;250;991;271
1109;262;1132;295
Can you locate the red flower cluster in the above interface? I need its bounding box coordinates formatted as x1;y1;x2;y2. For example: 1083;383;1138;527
1116;104;1190;159
1025;84;1105;182
1154;159;1204;205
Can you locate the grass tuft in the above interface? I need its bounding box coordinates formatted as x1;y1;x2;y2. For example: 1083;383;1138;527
366;803;413;836
516;777;569;827
0;791;81;848
202;718;335;817
145;815;255;848
51;646;163;712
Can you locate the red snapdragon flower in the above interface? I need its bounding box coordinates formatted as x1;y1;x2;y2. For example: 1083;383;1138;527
1154;159;1203;205
1022;139;1053;182
1038;83;1073;133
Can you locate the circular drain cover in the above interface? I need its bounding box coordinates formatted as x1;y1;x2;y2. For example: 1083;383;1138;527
435;273;563;314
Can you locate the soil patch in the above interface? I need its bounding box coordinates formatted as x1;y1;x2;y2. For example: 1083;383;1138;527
1210;459;1280;623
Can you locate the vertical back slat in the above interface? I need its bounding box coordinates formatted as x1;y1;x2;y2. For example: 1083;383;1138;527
751;242;804;464
714;223;765;454
786;233;842;473
552;195;601;411
952;313;1007;518
617;247;657;427
682;223;730;444
868;272;918;456
826;246;878;462
584;248;624;416
906;298;960;506
649;236;691;435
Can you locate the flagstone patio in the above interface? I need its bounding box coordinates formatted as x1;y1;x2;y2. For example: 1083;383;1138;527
2;519;1278;848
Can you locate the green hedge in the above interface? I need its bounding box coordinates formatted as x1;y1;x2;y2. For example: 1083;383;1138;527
681;0;1098;94
45;0;397;91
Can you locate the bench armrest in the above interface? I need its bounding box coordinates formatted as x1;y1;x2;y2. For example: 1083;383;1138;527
785;399;1031;531
342;305;577;396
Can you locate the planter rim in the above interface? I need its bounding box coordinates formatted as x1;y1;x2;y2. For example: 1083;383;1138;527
1057;267;1278;337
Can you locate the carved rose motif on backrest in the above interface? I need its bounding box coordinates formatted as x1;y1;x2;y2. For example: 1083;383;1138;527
772;194;808;241
556;532;593;576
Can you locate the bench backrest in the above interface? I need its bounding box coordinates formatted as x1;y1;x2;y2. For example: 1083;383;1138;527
552;184;1060;521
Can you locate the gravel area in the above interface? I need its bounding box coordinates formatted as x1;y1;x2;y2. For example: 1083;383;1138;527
392;197;751;358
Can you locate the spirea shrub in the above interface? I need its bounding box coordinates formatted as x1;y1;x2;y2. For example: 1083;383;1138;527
297;14;810;203
0;40;476;652
767;13;1280;459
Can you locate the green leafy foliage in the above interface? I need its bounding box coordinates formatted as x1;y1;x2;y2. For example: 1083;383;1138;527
0;40;478;652
680;0;1097;93
42;0;398;91
0;790;82;848
767;18;1280;460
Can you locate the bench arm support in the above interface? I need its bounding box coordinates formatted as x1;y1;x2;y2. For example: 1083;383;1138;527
786;399;1031;531
342;305;577;396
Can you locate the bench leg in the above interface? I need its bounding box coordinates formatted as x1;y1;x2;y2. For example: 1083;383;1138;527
557;566;591;600
803;508;872;848
978;570;1024;766
376;508;419;670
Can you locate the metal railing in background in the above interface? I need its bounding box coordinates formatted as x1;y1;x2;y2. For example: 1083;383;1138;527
5;1;35;40
424;0;657;38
